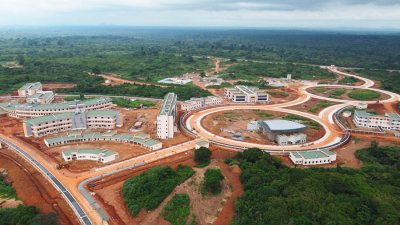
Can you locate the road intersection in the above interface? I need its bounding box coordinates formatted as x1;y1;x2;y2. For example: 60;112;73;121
1;66;399;225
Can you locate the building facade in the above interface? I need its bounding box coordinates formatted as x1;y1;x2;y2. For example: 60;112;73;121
23;109;122;137
0;97;113;118
45;131;162;150
180;96;222;112
289;149;336;165
353;110;400;130
258;120;307;145
62;148;118;164
157;93;177;139
18;82;43;97
26;91;55;104
224;86;268;103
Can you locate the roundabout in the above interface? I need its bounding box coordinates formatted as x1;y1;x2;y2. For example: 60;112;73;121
182;66;400;152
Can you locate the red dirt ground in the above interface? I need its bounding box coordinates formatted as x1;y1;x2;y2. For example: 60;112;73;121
0;149;79;225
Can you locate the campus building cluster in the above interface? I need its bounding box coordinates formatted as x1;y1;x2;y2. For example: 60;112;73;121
0;97;113;118
180;96;222;111
353;110;400;130
23;109;122;137
224;85;268;103
249;120;307;145
289;149;336;165
62;148;118;164
157;93;177;139
45;131;162;150
18;82;54;104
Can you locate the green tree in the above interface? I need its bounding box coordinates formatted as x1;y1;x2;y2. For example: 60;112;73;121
194;147;211;165
16;54;25;65
91;66;101;75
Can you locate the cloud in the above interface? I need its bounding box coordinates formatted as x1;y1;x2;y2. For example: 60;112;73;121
0;0;399;29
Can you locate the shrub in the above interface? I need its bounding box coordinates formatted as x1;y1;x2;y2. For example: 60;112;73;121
162;194;191;225
202;169;224;195
122;166;195;216
194;147;211;167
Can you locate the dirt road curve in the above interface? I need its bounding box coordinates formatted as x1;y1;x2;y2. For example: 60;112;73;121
1;66;399;225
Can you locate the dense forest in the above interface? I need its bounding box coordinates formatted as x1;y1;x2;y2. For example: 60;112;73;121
231;145;400;225
0;28;399;97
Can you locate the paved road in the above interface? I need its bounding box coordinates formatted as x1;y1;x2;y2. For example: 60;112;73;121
0;135;92;225
1;65;399;225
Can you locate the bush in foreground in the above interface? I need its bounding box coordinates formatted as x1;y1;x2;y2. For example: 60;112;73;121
202;168;224;195
231;147;400;225
162;194;191;225
194;147;211;167
122;165;195;216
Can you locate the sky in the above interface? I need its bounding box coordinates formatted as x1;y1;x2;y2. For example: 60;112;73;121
0;0;400;30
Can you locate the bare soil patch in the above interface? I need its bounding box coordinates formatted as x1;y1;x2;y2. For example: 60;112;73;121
202;109;324;145
42;83;76;90
288;98;336;115
0;149;79;225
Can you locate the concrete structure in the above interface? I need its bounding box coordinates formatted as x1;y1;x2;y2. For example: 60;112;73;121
343;111;352;117
224;86;268;103
62;148;118;164
180;96;222;111
23;109;122;137
158;77;192;85
289;149;336;165
247;121;260;131
0;97;112;118
353;110;400;130
287;74;292;82
259;120;307;145
195;140;210;149
45;131;162;150
355;102;368;110
157;93;177;139
26;91;55;104
18;82;43;97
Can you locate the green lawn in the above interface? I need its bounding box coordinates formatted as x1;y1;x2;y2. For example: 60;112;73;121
330;88;346;97
348;89;380;100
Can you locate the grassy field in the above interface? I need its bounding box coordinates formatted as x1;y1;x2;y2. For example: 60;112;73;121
162;194;191;225
338;76;359;84
308;101;333;113
331;89;346;97
223;62;335;81
112;98;156;108
348;89;380;100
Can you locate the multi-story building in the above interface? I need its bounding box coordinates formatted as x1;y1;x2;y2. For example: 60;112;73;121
0;97;112;118
258;120;307;145
224;85;268;103
18;82;43;97
157;93;177;139
353;110;400;130
62;148;118;164
45;131;162;150
180;96;222;112
26;91;55;104
23;109;122;137
289;149;336;165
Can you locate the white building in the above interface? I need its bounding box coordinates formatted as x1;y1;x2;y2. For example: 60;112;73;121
258;120;307;146
289;149;336;165
180;96;222;111
355;103;368;110
26;91;55;104
224;86;268;103
0;97;113;118
18;82;43;97
23;109;122;137
247;121;260;131
62;148;118;164
157;93;177;139
353;110;400;130
158;77;192;85
276;133;307;146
